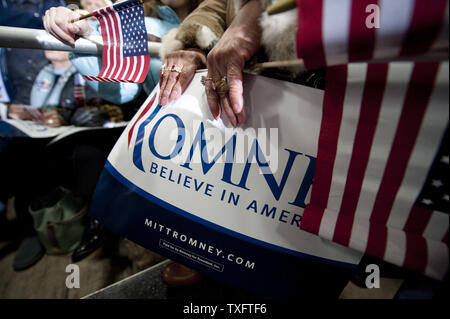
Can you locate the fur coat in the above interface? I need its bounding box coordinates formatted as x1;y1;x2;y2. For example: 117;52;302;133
160;0;303;75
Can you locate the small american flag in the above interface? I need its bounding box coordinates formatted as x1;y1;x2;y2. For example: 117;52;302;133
73;73;86;102
295;0;449;280
84;0;150;83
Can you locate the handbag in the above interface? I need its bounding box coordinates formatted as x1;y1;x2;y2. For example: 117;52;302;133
29;187;87;255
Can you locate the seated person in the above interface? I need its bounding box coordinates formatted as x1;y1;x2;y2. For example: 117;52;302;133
7;50;98;127
43;0;201;105
0;0;66;243
0;0;67;120
0;49;105;271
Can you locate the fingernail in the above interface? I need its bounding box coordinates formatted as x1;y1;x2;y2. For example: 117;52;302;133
231;117;237;128
237;111;247;126
233;104;241;114
160;97;167;105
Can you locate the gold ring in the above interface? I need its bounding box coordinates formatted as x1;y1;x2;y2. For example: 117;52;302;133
201;76;213;86
213;76;228;92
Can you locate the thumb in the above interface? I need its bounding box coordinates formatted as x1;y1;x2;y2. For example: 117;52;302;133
70;21;91;36
77;20;92;36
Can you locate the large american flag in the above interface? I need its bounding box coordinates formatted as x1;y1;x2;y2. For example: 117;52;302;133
297;0;448;69
296;0;449;280
83;0;150;83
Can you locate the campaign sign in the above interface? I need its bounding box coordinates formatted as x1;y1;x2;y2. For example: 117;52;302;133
90;73;363;297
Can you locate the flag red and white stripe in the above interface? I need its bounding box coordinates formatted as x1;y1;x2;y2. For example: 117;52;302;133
297;0;449;70
73;73;86;102
84;0;150;83
300;62;449;279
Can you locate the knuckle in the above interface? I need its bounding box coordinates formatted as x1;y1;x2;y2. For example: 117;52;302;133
54;17;64;26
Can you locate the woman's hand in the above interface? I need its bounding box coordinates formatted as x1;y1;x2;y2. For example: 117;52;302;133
159;49;207;106
43;6;92;45
205;0;262;127
43;111;65;127
7;104;32;121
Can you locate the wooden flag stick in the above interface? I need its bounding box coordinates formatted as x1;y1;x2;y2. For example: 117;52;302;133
195;59;305;73
247;59;305;70
266;0;297;15
70;0;145;23
70;12;93;23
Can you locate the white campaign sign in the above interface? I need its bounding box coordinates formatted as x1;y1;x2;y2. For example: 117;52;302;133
109;73;363;265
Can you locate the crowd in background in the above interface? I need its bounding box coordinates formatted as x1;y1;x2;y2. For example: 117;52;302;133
0;0;194;273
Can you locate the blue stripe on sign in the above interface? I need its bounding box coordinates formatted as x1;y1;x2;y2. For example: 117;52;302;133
104;160;358;270
132;104;162;171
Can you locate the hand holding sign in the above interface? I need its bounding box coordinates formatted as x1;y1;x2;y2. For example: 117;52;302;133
159;49;206;107
204;0;262;127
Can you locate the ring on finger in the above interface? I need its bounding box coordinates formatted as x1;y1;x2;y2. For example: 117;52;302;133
201;76;213;86
170;64;183;73
214;76;228;93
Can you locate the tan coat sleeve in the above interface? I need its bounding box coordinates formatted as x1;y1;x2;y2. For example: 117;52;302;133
160;0;235;57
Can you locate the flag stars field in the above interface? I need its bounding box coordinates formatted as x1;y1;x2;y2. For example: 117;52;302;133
83;0;149;83
431;179;444;188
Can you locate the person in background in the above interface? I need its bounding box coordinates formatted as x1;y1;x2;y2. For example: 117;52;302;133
0;0;66;268
0;47;104;270
39;0;204;264
43;0;201;106
7;49;99;127
42;0;214;281
0;0;67;107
